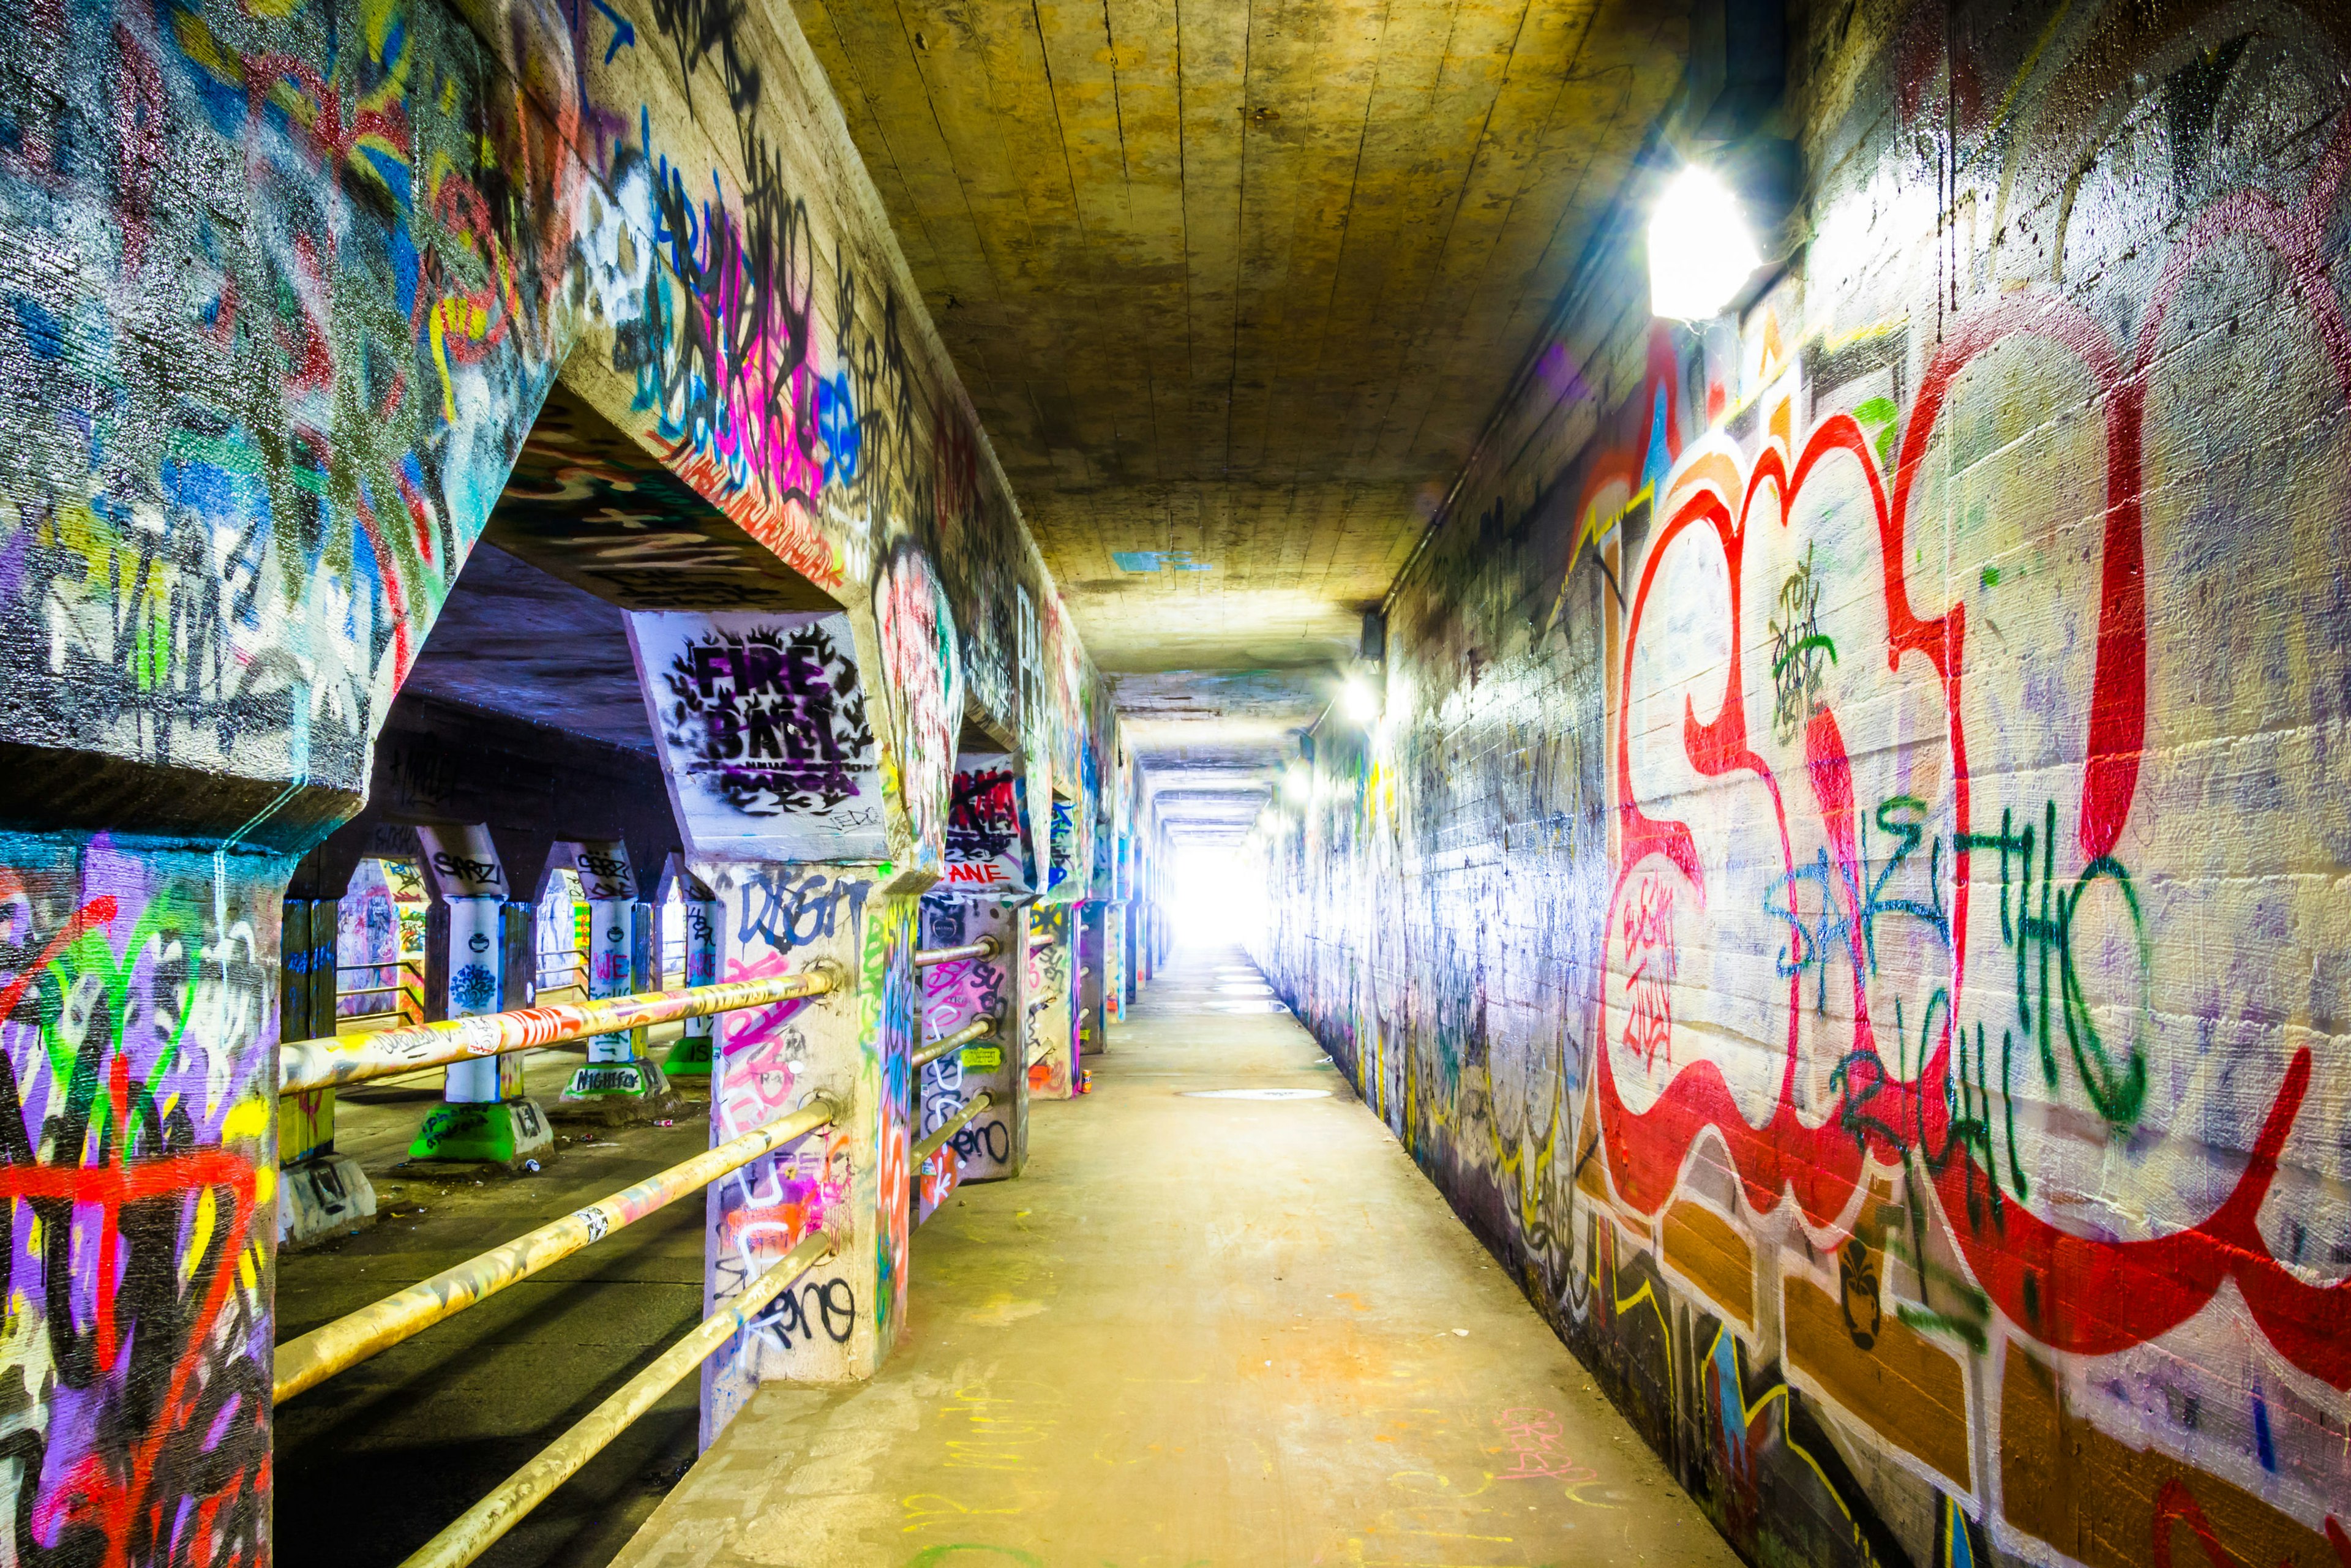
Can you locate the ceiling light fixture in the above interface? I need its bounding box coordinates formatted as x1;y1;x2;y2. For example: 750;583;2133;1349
1648;164;1761;321
1341;676;1381;724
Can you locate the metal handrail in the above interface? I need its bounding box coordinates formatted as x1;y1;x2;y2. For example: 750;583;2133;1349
280;967;842;1095
396;1229;836;1568
913;1092;994;1165
910;1017;994;1072
1028;931;1054;950
272;1098;841;1405
913;937;999;969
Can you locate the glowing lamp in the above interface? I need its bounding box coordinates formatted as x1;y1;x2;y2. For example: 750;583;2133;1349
1648;165;1762;321
1341;677;1381;724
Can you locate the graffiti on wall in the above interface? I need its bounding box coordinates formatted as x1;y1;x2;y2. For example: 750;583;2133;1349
942;758;1033;892
1025;904;1074;1100
1254;4;2351;1566
1044;798;1077;899
917;895;1016;1190
702;863;863;1437
872;544;962;879
0;837;280;1567
632;610;884;859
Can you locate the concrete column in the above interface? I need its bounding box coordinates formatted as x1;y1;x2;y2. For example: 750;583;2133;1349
1104;899;1129;1026
402;827;554;1163
0;833;288;1563
1122;899;1140;1008
563;841;671;1103
915;893;1029;1224
278;895;380;1246
699;863;915;1442
1025;902;1079;1098
1076;901;1108;1071
662;861;721;1079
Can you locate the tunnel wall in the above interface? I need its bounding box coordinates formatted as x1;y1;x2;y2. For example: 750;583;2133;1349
1253;2;2351;1564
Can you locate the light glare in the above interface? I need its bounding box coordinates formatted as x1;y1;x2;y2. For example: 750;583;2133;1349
1648;165;1761;321
1341;677;1380;723
1169;844;1265;950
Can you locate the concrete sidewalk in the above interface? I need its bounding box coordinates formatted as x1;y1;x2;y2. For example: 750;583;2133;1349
610;945;1737;1568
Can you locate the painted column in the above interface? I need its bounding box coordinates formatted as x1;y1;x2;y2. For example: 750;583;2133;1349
404;827;555;1164
662;862;721;1079
563;841;670;1103
0;834;286;1564
1077;901;1107;1071
915;892;1029;1225
624;606;941;1441
278;895;378;1245
699;863;913;1438
1024;902;1079;1098
1105;900;1128;1026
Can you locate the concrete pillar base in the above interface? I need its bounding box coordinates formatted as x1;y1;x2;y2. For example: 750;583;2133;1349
407;1097;555;1165
279;1153;379;1249
661;1033;714;1077
560;1058;673;1101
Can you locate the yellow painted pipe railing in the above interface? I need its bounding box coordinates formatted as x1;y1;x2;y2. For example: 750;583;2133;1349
272;1098;840;1405
395;1229;836;1568
913;936;999;968
913;1092;994;1166
910;1016;994;1072
279;967;842;1095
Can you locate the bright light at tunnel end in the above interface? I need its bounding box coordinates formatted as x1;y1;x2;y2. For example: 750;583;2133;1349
1648;165;1761;321
1169;843;1267;951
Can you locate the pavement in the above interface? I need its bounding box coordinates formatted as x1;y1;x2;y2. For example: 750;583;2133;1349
601;945;1740;1568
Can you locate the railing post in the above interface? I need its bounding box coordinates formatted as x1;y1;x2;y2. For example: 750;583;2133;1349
411;827;554;1164
915;895;1029;1223
699;862;913;1440
1025;903;1079;1097
563;841;670;1105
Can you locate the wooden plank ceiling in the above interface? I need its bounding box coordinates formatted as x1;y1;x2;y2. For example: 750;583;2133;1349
793;0;1689;793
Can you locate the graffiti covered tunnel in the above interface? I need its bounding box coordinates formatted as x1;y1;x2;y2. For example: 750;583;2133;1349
0;0;2342;1563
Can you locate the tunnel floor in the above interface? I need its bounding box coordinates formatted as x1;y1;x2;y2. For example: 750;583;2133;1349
609;946;1738;1568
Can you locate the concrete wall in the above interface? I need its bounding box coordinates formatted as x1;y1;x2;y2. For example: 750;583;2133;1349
0;0;1126;1558
1254;2;2351;1565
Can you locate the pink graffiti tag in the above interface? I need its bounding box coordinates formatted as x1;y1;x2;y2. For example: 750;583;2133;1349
1491;1408;1600;1484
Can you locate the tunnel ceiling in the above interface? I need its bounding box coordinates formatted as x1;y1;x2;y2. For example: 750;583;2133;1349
403;544;656;752
794;0;1690;813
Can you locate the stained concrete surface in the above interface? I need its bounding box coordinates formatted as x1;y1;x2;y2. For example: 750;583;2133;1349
609;946;1739;1568
275;1047;712;1568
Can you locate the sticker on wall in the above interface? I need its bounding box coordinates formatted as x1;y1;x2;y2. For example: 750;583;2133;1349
629;610;885;861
